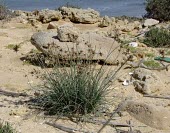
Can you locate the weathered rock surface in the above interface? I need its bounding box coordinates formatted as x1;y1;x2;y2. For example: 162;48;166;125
99;16;112;27
57;24;79;42
123;100;170;130
59;7;100;24
144;19;159;27
132;68;163;94
31;26;123;65
47;22;58;29
38;9;62;23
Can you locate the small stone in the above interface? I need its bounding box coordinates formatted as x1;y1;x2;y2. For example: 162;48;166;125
47;22;58;29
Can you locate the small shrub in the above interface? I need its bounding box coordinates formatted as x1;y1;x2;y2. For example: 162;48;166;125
143;28;170;48
143;60;160;68
145;0;170;21
0;1;14;20
0;121;16;133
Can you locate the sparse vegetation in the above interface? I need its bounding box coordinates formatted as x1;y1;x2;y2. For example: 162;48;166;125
0;121;16;133
30;47;127;116
143;27;170;48
145;0;170;21
145;52;155;58
57;2;80;10
5;44;21;52
0;1;14;20
34;60;113;116
143;60;160;68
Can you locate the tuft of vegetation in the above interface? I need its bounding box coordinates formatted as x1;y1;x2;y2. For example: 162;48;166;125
145;0;170;21
143;28;170;48
145;52;155;58
34;60;114;116
57;2;80;10
5;44;21;52
143;60;160;68
115;15;143;23
30;45;126;116
0;121;16;133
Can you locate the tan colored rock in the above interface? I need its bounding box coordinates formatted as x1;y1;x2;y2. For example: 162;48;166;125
57;24;79;42
39;9;62;23
59;7;100;24
31;31;123;65
99;16;112;27
123;100;170;130
47;22;58;29
132;68;163;94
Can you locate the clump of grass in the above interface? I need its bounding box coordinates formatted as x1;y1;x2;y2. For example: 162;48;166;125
0;121;16;133
5;44;21;52
123;45;138;53
143;60;160;68
145;52;155;58
34;60;114;116
143;27;170;48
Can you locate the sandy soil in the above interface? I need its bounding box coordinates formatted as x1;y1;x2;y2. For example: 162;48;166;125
0;18;170;133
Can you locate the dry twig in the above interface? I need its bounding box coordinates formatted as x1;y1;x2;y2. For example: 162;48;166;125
45;122;90;133
0;89;28;97
144;94;170;99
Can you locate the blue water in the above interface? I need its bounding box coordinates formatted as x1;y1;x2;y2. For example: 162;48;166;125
5;0;146;17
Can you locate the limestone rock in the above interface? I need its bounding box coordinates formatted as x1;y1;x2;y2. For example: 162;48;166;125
144;19;159;27
99;16;112;27
47;22;58;29
59;7;100;24
39;9;62;23
123;100;170;130
132;68;163;94
31;30;123;65
57;24;79;42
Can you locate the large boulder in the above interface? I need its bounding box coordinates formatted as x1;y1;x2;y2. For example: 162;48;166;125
31;26;123;65
59;7;100;24
132;68;163;94
123;100;170;130
38;9;62;23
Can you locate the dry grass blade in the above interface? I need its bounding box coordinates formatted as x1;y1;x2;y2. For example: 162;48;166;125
45;122;90;133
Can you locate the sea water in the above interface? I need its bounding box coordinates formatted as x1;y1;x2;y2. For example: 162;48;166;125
5;0;146;17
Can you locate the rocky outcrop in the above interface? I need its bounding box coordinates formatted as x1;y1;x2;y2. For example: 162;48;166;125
31;25;123;65
132;68;163;94
59;7;100;24
144;19;159;27
14;9;62;24
38;9;62;23
123;100;170;130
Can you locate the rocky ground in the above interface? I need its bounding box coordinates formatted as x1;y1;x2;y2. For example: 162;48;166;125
0;7;170;133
